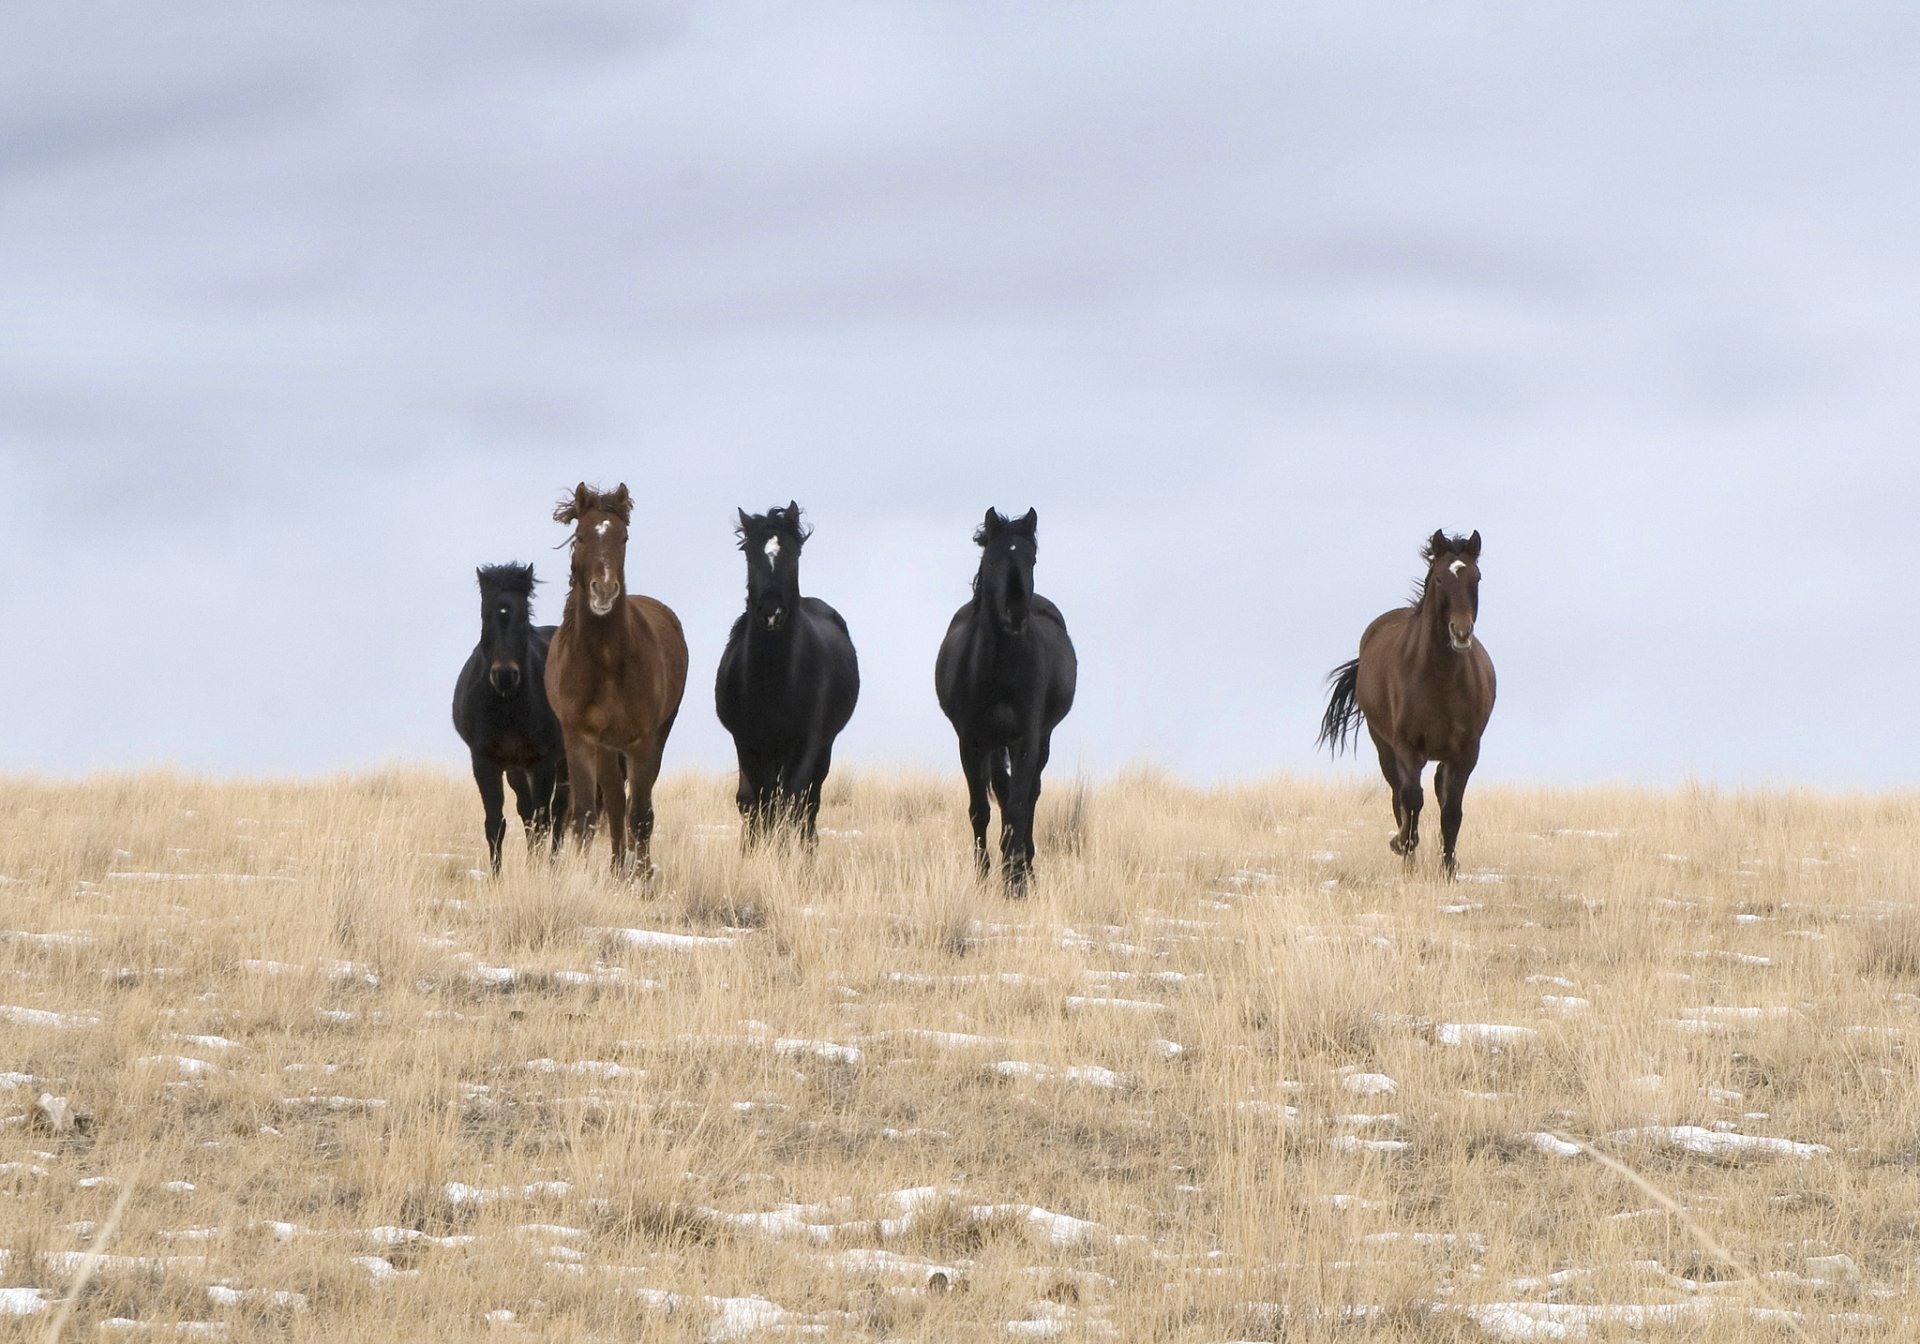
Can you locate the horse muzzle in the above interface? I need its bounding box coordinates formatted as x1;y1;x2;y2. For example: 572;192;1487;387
587;582;621;616
760;606;787;632
1448;620;1475;652
487;663;522;694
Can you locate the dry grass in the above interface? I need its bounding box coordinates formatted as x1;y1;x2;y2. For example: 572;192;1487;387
0;768;1915;1340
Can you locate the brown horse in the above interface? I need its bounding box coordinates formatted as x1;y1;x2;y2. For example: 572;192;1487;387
544;483;690;876
1319;530;1496;878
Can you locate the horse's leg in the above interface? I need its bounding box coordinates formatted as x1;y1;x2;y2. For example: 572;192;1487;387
1392;754;1427;865
987;745;1017;888
733;745;764;848
625;735;669;879
959;737;993;880
1436;753;1477;880
1370;732;1409;854
507;768;538;854
472;755;507;875
522;760;560;856
594;745;631;873
564;738;599;850
1002;732;1049;896
785;731;833;851
798;741;832;851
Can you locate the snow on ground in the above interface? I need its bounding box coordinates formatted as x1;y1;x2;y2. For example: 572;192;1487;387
0;784;1910;1337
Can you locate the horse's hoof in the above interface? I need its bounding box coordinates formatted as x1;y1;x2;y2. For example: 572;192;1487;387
1388;835;1409;856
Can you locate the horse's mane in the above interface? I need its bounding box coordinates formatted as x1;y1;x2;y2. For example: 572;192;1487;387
476;562;536;595
973;511;1036;549
553;483;632;526
1420;533;1475;564
736;503;812;550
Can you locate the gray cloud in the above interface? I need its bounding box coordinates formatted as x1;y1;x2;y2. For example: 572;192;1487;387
3;1;1915;785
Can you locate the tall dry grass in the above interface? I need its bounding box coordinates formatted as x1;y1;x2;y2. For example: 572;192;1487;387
0;769;1913;1340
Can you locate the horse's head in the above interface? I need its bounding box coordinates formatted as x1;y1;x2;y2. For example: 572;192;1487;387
554;482;632;618
475;563;537;695
1422;529;1483;652
735;500;809;633
973;507;1039;636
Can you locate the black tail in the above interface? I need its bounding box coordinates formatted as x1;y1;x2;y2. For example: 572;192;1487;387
1317;658;1364;755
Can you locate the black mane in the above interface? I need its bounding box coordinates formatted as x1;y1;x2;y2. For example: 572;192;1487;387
477;562;537;596
735;503;812;550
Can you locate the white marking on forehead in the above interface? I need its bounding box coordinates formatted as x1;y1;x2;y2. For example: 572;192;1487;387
763;536;781;566
594;520;611;537
1448;559;1468;576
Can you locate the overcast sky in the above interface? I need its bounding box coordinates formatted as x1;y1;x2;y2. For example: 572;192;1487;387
2;2;1916;787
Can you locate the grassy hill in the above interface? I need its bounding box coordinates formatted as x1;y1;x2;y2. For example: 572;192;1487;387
0;770;1910;1340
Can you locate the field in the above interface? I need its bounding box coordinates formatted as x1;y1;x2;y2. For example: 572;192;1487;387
1;769;1917;1341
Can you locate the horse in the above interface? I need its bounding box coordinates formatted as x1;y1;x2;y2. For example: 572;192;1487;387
451;563;570;873
935;507;1077;894
714;502;860;847
544;483;690;877
1318;529;1497;878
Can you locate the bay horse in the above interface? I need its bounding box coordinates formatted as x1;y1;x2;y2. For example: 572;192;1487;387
1318;529;1496;878
714;503;860;847
544;483;690;877
451;563;569;873
935;508;1077;894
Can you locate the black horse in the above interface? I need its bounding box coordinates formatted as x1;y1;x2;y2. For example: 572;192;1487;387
714;503;860;846
935;508;1077;893
451;563;569;873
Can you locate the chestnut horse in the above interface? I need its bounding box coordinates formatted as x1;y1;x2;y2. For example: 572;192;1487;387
545;483;689;876
1318;530;1496;877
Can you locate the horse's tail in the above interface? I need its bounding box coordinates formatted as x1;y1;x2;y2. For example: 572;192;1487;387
1317;658;1364;756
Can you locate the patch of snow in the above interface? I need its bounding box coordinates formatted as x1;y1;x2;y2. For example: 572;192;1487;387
1608;1126;1831;1159
1436;1023;1538;1047
992;1060;1124;1090
598;927;736;950
1327;1135;1410;1154
1340;1071;1398;1096
0;1004;100;1029
1521;1132;1584;1158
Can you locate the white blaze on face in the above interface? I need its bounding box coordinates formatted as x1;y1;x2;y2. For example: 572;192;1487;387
1448;559;1468;577
764;536;780;569
594;520;611;536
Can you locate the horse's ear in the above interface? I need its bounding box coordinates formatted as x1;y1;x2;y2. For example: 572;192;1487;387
736;507;753;533
979;507;1004;542
787;499;799;518
1427;529;1449;560
1465;530;1482;559
1012;507;1038;536
610;483;633;519
553;483;589;525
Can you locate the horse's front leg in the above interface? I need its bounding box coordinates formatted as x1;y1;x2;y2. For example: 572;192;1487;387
594;745;631;873
1390;754;1426;865
472;755;507;875
624;735;668;881
563;737;600;851
1435;753;1477;879
959;737;993;880
1001;731;1049;896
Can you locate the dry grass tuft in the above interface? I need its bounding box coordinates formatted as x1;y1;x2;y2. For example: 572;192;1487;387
0;769;1914;1340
